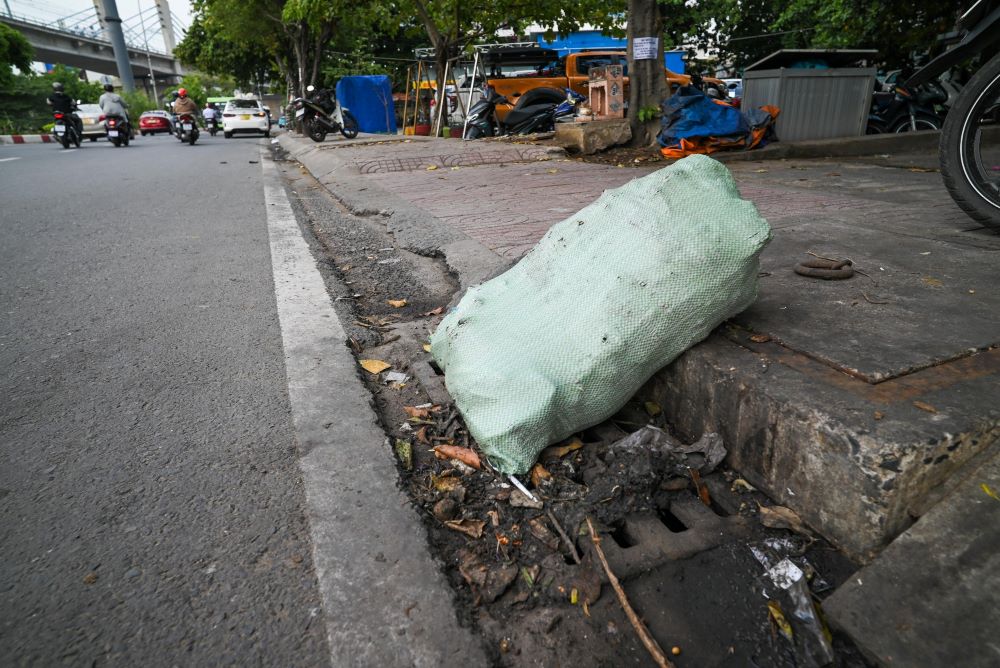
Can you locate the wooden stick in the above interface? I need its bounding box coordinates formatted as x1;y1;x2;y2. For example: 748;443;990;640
546;508;581;565
586;517;674;668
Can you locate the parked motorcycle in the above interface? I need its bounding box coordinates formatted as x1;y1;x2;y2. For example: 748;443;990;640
104;114;130;147
52;110;81;149
292;86;359;142
866;82;947;133
907;0;1000;228
463;86;583;139
175;112;199;145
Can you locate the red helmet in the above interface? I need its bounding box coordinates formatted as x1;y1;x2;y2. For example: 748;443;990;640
178;88;187;97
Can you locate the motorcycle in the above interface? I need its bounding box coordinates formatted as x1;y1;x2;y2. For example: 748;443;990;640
104;114;130;147
52;109;81;149
866;82;947;134
463;86;584;139
292;85;359;143
906;0;1000;228
175;112;199;145
207;116;219;136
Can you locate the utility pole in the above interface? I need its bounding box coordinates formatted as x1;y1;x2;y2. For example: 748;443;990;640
99;0;136;92
137;0;158;103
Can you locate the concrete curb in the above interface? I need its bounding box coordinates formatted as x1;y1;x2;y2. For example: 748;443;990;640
277;132;512;294
0;134;55;144
715;130;944;163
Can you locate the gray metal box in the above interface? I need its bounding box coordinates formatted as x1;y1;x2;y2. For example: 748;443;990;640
741;50;877;142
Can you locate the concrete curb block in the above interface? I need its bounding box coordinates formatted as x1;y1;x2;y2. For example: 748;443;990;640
0;134;55;144
277;133;512;293
716;129;944;162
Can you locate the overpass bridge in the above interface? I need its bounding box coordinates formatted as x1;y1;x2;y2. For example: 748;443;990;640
2;2;186;86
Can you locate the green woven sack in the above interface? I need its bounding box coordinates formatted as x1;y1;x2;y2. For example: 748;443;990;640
431;155;771;474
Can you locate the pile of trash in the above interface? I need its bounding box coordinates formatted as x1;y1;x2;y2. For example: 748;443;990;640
658;86;780;158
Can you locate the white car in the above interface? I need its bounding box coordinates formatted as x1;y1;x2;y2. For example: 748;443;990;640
222;99;270;138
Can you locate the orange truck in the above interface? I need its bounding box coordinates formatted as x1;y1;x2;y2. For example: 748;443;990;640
482;48;725;120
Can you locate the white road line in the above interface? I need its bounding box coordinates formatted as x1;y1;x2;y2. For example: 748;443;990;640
0;157;22;162
259;146;485;667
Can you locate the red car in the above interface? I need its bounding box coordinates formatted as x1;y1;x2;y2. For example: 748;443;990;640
139;110;173;135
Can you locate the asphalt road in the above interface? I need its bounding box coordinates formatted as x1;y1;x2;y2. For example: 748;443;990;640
0;134;329;666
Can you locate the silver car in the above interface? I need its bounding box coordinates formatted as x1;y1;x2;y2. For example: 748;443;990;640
77;103;105;141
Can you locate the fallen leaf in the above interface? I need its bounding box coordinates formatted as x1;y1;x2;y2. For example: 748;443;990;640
394;439;412;470
433;444;481;469
874;410;885;420
527;517;558;549
982;483;1000;502
690;468;712;507
431;473;461;493
426;164;438;171
731;478;757;493
921;276;943;288
458;549;517;602
445;518;485;539
339;264;352;272
913;401;937;414
404;404;440;419
487;510;500;527
415;425;429;445
546;168;559;174
540;437;583;460
758;504;811;535
750;334;772;343
422;343;432;353
768;600;794;640
83;573;98;585
359;359;391;374
387;299;408;308
530;463;552;487
644;401;662;416
422;306;445;316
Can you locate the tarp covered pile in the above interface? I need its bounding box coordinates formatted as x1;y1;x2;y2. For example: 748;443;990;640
658;86;779;159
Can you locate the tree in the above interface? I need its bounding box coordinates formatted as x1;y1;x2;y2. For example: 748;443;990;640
0;23;33;89
627;0;669;146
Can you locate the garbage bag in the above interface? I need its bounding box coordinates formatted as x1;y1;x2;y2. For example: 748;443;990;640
430;155;771;474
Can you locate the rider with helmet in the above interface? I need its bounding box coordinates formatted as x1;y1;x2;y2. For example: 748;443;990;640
98;83;131;136
171;88;199;138
46;82;82;137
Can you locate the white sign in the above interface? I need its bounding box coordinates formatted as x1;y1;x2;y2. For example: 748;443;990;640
633;37;659;61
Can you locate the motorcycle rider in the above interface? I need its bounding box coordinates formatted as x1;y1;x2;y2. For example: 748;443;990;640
172;88;199;135
98;83;131;136
46;82;83;137
203;102;219;131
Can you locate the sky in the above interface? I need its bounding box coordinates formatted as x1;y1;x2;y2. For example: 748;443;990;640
8;0;193;41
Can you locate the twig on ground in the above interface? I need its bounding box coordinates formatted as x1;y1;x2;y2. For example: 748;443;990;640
862;291;889;305
586;517;674;668
806;250;852;265
546;508;581;565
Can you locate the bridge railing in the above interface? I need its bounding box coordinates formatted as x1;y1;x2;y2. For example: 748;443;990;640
2;7;172;56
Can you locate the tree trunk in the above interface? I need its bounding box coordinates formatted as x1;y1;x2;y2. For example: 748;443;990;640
627;0;668;147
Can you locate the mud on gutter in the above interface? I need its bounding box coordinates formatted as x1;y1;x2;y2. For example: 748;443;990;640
272;145;873;668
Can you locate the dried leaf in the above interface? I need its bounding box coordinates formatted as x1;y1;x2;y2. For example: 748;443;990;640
431;473;461;493
530;463;552;487
731;478;757;493
359;359;391;374
445;518;485;539
982;483;1000;502
404;404;440;419
921;276;943;288
690;468;711;507
750;334;772;343
422;343;432;353
768;600;794;640
540;437;584;461
644;401;661;416
387;299;408;308
433;445;482;469
758;504;811;536
422;306;445;317
426;165;438;171
546;168;559;174
394;439;412;470
487;510;500;527
913;401;937;414
874;410;885;420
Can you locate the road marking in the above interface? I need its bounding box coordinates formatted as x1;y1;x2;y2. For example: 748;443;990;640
0;157;21;162
259;146;485;667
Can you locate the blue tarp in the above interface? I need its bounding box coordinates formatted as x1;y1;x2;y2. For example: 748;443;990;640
533;31;685;73
335;75;396;134
658;86;748;147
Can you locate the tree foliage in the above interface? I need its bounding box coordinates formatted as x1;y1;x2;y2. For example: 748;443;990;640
0;23;34;88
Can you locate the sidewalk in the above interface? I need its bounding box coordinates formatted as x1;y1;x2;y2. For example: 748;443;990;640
280;131;1000;663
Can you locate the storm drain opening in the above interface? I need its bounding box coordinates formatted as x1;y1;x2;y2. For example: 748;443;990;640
610;520;639;548
657;507;689;533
